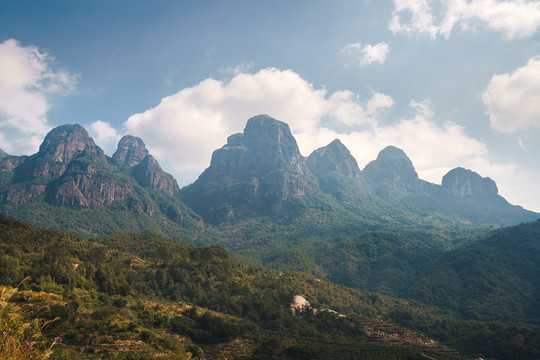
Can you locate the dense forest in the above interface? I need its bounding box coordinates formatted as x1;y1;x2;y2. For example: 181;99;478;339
1;214;540;359
408;220;540;324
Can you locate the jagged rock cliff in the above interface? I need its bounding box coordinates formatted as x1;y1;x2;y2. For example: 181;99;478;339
112;135;149;168
361;146;427;198
113;135;180;197
181;114;318;223
307;139;361;179
441;167;498;198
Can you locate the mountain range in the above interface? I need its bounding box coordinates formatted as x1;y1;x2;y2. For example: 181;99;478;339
182;114;537;228
1;115;536;236
0;124;201;238
1;116;538;288
1;114;540;358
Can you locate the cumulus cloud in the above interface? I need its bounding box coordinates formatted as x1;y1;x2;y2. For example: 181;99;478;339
0;39;76;154
482;56;540;133
296;99;488;186
123;67;503;194
88;120;122;154
124;69;329;172
343;42;390;66
328;90;394;127
389;0;439;38
390;0;540;39
124;68;390;173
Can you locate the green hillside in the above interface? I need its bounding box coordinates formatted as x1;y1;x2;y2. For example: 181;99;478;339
2;215;540;359
409;220;540;324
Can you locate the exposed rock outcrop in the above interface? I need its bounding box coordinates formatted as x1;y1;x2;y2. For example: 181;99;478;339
131;155;180;197
362;146;425;198
306;139;361;179
112;135;149;168
28;124;107;180
363;146;420;187
112;135;181;197
181;114;318;223
0;124;198;231
441;167;498;198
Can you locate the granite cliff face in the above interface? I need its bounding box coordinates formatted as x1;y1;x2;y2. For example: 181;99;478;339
113;135;180;197
0;125;115;206
112;135;149;168
361;146;426;198
441;167;498;198
31;124;107;180
0;125;200;236
363;146;420;186
181;115;318;223
305;139;365;200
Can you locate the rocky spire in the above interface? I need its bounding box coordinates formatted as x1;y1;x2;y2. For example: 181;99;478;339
181;114;317;223
441;167;498;198
362;146;420;186
29;124;106;180
306;139;361;179
112;135;150;168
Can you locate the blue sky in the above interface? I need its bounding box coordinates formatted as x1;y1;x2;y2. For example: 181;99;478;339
1;0;540;212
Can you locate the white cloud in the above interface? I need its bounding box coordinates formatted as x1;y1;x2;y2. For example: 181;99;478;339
390;0;540;39
390;0;439;38
409;99;434;119
343;42;390;66
0;39;76;154
124;68;532;211
124;68;331;172
296;99;488;186
124;68;396;178
328;90;394;127
482;56;540;133
367;92;395;114
88;120;122;154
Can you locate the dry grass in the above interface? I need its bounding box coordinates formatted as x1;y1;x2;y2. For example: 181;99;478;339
0;283;61;360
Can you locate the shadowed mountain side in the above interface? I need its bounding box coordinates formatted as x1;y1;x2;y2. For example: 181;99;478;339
182;115;538;228
408;220;540;324
181;115;320;223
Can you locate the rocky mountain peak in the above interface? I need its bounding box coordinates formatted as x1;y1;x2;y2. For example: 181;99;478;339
38;124;103;164
112;135;149;168
210;114;305;176
362;146;419;186
28;124;106;180
306;139;361;179
244;114;292;135
181;115;317;223
441;167;498;198
244;114;303;172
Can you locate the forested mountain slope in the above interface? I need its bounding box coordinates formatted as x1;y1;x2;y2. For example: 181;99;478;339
1;214;540;359
408;220;540;324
